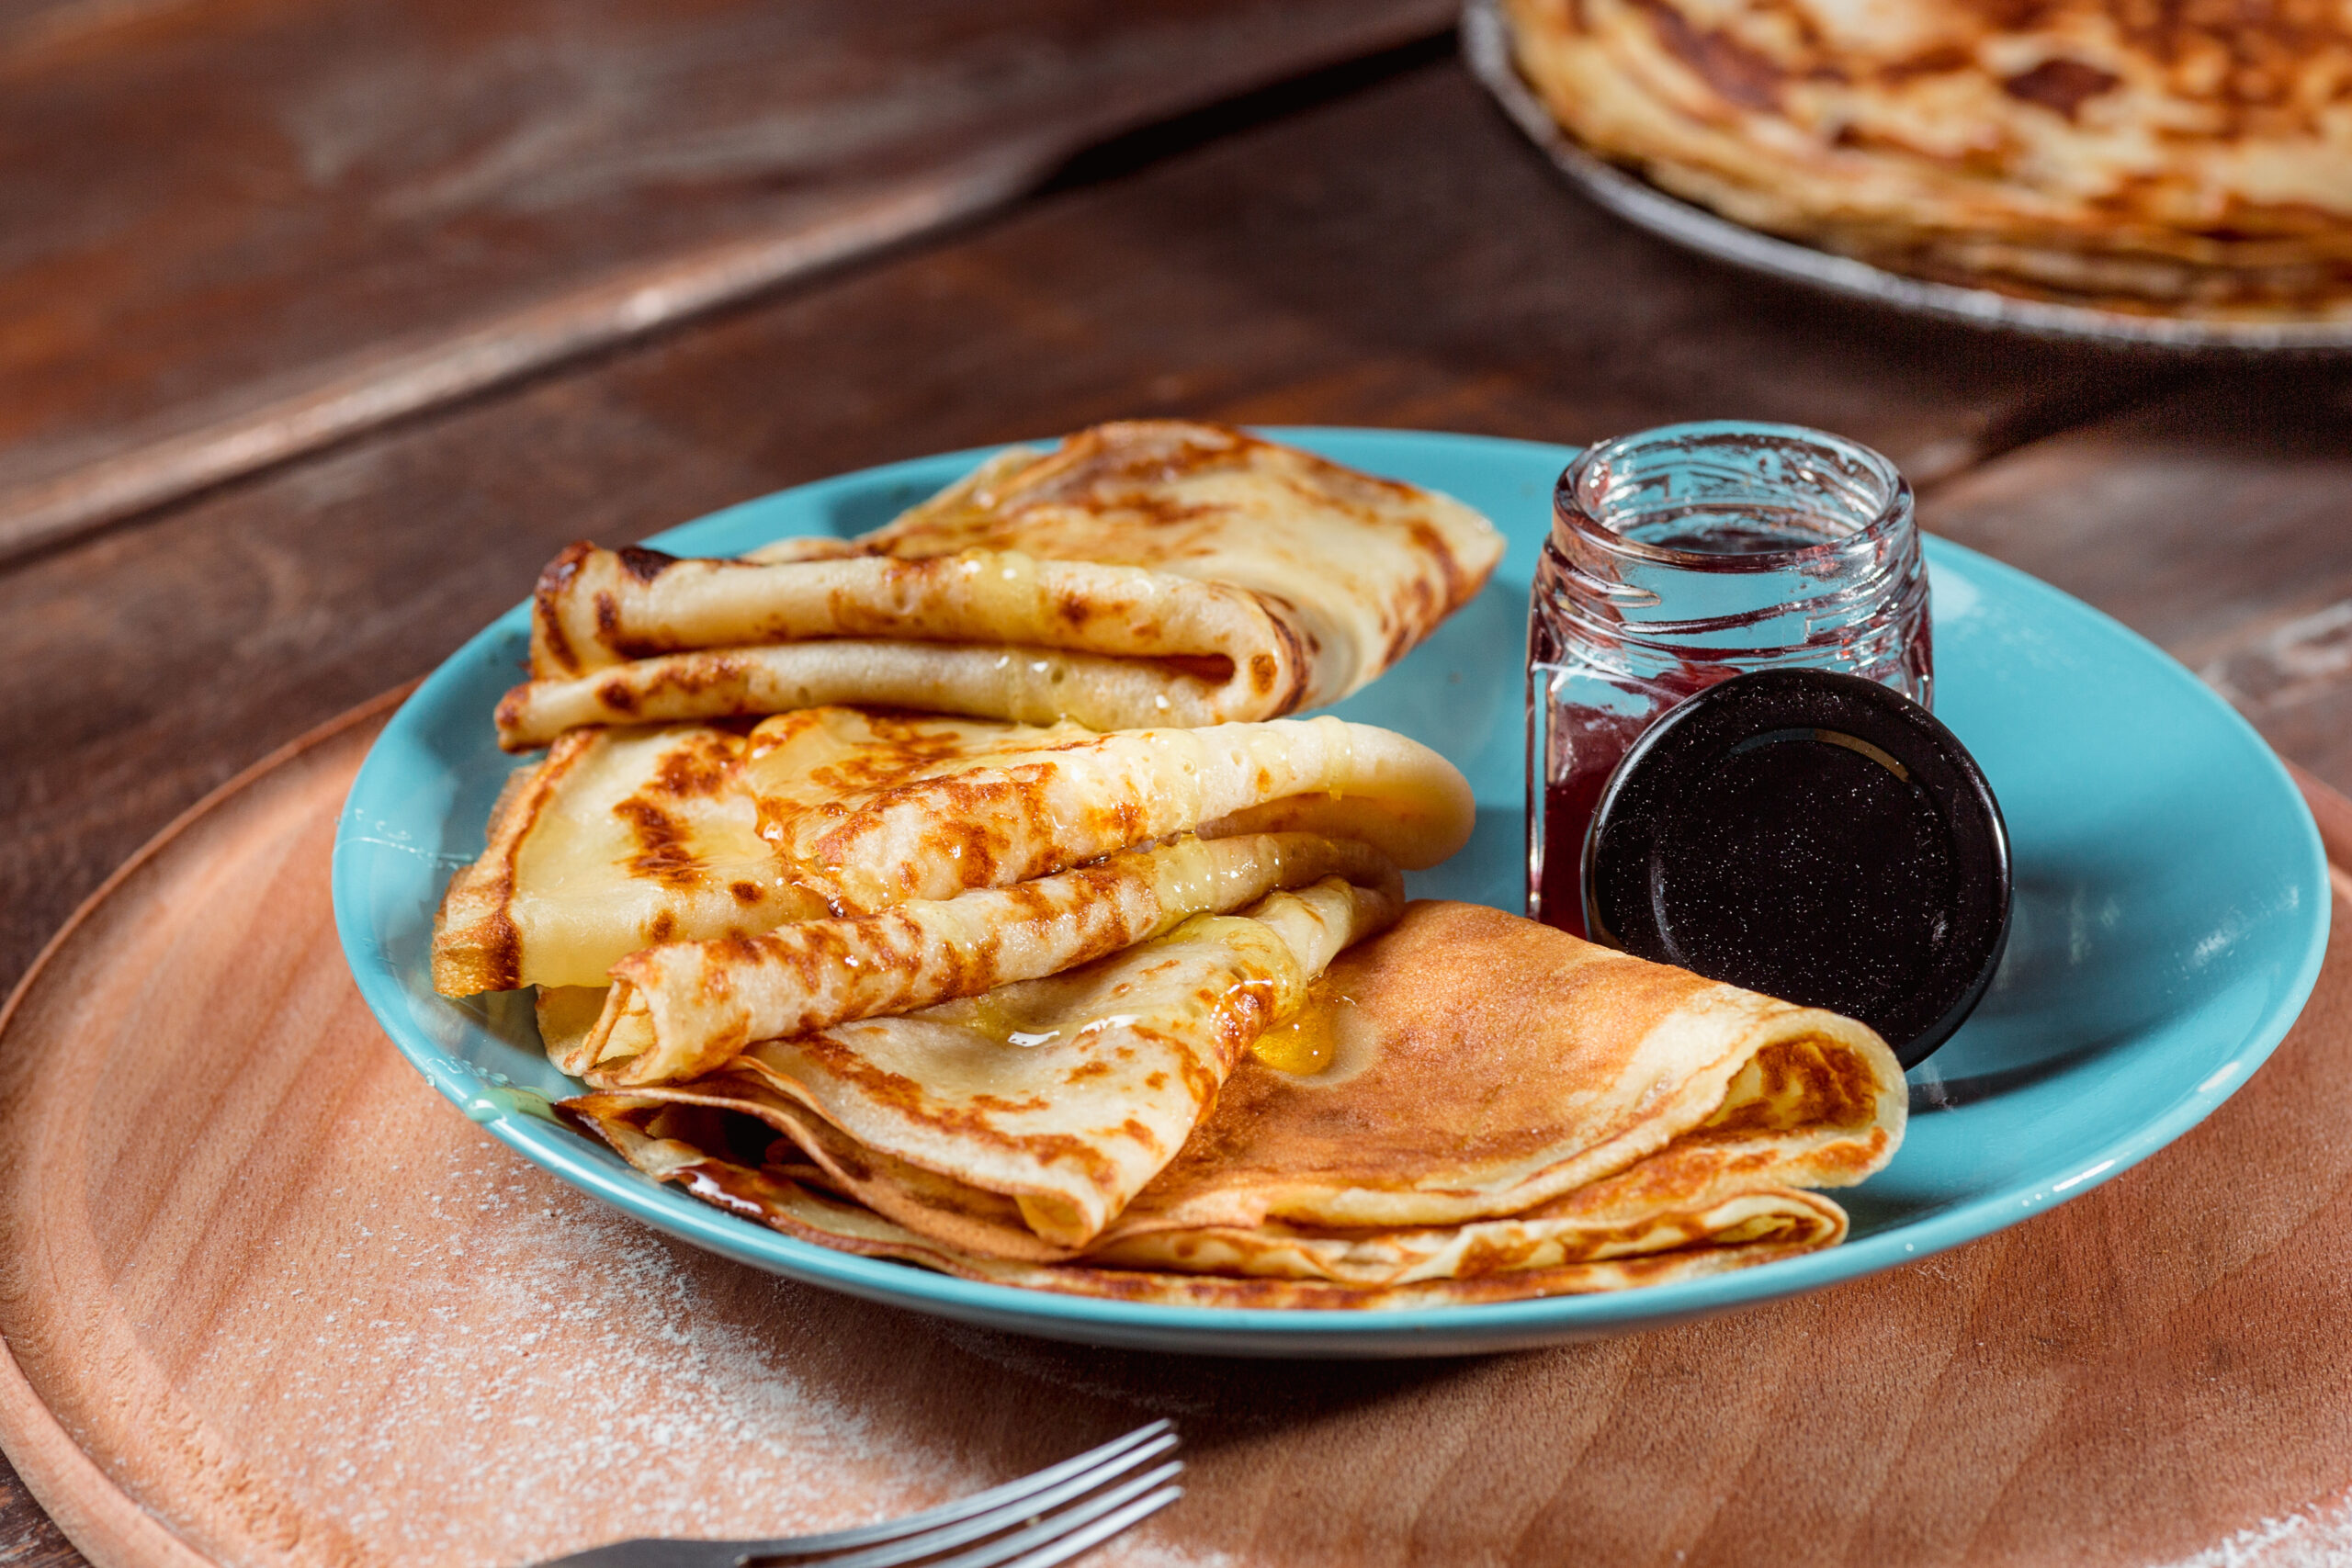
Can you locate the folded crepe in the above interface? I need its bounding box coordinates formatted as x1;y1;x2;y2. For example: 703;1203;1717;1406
586;1138;1851;1307
495;421;1504;749
573;877;1406;1254
1502;0;2352;319
744;705;1472;914
432;722;822;996
432;705;1471;997
582;831;1400;1087
565;901;1907;1304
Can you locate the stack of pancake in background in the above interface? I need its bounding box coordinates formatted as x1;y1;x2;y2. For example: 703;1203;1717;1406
432;421;1907;1307
1502;0;2352;320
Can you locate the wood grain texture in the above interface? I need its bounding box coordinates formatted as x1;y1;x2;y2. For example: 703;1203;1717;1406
0;0;1453;558
0;62;2199;995
1920;370;2352;790
1;706;2348;1568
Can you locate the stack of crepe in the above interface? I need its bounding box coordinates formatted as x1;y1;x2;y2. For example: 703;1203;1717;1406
433;419;1907;1308
1501;0;2352;320
564;902;1906;1305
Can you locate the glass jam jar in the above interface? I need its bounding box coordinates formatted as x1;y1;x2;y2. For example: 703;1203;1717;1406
1527;422;1932;937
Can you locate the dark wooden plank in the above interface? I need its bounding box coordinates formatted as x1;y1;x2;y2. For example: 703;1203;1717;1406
0;0;1452;558
0;59;2199;993
0;1468;79;1568
1920;368;2352;791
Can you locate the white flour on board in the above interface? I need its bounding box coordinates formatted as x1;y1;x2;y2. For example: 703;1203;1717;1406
175;1138;1218;1568
2148;1492;2352;1568
189;1144;962;1566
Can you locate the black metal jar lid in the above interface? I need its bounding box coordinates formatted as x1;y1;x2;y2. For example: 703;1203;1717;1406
1583;668;2010;1067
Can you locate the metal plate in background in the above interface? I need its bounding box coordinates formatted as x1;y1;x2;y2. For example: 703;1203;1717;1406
1462;0;2352;354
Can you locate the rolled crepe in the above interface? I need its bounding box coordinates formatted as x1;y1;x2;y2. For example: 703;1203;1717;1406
565;901;1907;1303
569;876;1403;1255
743;705;1474;914
495;421;1503;749
586;832;1400;1088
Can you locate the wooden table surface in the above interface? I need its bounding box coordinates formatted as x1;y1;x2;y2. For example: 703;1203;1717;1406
4;6;2349;1564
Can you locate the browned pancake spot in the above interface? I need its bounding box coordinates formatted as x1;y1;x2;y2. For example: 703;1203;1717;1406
616;545;681;582
531;542;593;675
1643;0;1785;110
614;797;706;889
2001;57;2120;119
1149;652;1237;685
650;741;733;800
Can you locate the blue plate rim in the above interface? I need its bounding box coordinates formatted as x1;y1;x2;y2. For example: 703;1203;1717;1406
332;426;2332;1347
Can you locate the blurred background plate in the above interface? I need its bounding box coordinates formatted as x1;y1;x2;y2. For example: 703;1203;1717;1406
333;428;2329;1356
1461;0;2352;354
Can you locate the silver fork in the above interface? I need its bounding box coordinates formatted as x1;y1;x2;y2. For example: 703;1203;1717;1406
529;1420;1182;1568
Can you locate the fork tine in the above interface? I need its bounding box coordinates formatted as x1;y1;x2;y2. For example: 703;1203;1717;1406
728;1420;1176;1562
916;1463;1183;1568
521;1422;1180;1568
764;1455;1182;1568
988;1485;1182;1568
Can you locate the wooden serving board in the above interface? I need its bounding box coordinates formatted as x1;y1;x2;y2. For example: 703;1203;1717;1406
3;699;2351;1568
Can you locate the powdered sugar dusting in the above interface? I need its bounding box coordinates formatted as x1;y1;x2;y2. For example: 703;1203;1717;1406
2148;1493;2352;1568
182;1137;976;1568
160;1118;1216;1568
1103;1541;1238;1568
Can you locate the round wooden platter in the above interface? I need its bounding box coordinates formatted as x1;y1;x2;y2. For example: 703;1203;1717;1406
3;700;2352;1568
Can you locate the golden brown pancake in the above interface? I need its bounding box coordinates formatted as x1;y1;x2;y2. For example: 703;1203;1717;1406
1502;0;2352;318
582;1129;1852;1307
585;831;1399;1088
742;705;1474;914
495;421;1504;748
431;723;820;996
573;879;1403;1255
565;902;1905;1303
430;706;1470;998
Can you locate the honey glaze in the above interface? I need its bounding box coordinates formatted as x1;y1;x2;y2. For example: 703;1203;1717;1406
946;986;1145;1052
936;910;1304;1055
1250;976;1372;1078
1250;1009;1339;1075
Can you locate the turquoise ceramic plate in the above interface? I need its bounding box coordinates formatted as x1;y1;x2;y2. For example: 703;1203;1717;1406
333;430;2330;1357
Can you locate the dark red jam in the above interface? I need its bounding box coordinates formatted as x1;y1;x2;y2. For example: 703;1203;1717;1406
1526;424;1933;941
1532;665;1729;940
